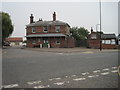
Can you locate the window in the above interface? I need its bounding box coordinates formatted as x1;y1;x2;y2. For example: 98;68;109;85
111;39;116;45
32;40;36;44
105;40;111;44
56;38;60;44
91;34;97;39
102;40;105;44
55;26;60;32
43;26;48;32
32;27;36;33
38;38;41;42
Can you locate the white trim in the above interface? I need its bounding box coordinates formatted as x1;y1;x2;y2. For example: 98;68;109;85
32;27;36;33
55;26;60;32
43;26;48;32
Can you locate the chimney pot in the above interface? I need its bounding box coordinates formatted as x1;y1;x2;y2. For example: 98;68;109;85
30;14;34;23
91;27;93;33
53;12;56;21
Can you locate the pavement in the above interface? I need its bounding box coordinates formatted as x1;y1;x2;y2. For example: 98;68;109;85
2;46;119;88
25;47;118;53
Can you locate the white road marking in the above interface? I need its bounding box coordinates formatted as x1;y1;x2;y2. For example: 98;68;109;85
73;78;86;81
88;75;99;78
54;82;65;85
65;76;68;78
111;70;118;73
82;72;89;75
49;79;53;81
27;81;41;85
34;85;50;88
66;81;70;83
101;72;110;75
49;78;61;81
112;67;118;69
93;70;101;73
4;66;117;88
71;75;76;77
102;68;109;71
83;51;93;54
2;84;19;88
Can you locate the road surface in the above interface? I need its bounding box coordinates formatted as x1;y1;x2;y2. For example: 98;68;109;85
2;46;118;88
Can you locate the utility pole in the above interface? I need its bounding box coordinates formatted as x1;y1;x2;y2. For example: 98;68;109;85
99;0;102;51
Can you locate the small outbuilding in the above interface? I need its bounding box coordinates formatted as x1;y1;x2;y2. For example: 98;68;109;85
87;30;117;49
6;37;23;46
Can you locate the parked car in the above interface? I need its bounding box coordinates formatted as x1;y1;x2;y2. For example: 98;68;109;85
3;41;10;46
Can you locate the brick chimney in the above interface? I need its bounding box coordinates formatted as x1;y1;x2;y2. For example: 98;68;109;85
53;12;56;21
30;14;34;23
91;27;93;33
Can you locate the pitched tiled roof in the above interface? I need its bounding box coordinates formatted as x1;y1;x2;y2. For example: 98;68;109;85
6;37;23;42
26;33;66;37
26;20;70;27
101;34;116;39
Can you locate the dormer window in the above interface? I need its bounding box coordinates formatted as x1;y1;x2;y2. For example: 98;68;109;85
91;34;97;39
55;26;60;32
32;27;36;33
43;26;48;32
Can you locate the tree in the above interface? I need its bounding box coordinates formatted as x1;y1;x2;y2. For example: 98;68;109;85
96;31;104;34
70;27;90;40
1;12;14;41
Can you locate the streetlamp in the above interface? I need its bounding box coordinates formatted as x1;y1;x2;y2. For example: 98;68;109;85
99;0;102;51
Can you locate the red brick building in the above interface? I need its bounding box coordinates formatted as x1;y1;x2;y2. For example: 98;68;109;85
6;37;23;46
26;12;75;48
87;29;117;49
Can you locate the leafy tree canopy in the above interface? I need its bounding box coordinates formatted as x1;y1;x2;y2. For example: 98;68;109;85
1;12;14;41
70;27;90;40
96;31;104;34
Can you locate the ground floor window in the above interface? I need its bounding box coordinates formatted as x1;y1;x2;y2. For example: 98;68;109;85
38;38;41;42
56;38;60;44
111;39;116;44
32;40;36;44
102;39;116;45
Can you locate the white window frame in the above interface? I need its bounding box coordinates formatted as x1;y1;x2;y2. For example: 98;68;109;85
102;40;105;44
91;34;97;39
55;26;60;32
105;40;111;44
32;27;36;33
111;39;116;45
43;26;48;32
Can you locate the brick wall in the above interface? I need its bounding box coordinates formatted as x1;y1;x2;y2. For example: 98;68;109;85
26;37;75;48
26;25;70;35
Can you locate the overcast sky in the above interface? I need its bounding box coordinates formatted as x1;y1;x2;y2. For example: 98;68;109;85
2;1;118;38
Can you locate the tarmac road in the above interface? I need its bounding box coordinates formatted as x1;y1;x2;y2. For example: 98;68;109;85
2;46;119;88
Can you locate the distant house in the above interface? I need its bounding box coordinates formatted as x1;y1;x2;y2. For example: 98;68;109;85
26;12;75;48
87;30;117;49
6;37;23;46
